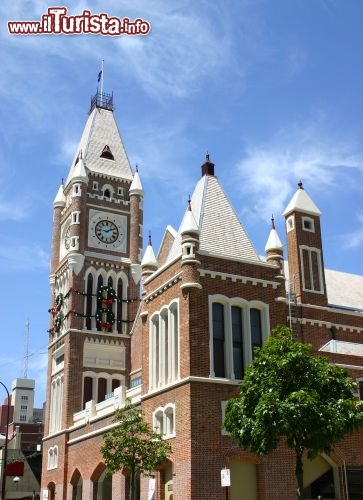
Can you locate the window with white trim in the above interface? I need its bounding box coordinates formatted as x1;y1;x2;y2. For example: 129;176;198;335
302;216;315;233
84;267;127;333
49;374;64;433
300;246;324;293
210;296;269;379
71;211;81;224
82;372;124;407
286;215;294;232
153;404;176;438
149;301;179;390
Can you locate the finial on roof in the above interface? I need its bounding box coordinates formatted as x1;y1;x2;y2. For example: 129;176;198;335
271;214;275;230
201;152;215;177
135;163;138;173
298;180;304;190
187;195;192;211
80;150;83;159
61;177;64;185
148;231;152;246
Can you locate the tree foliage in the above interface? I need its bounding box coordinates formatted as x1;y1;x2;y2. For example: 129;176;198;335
224;325;363;499
101;400;171;500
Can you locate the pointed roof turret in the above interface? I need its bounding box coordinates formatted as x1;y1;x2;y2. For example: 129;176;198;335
180;197;199;235
53;181;66;207
265;215;283;252
65;90;132;185
70;150;88;184
141;233;158;270
283;180;321;217
166;157;260;264
129;165;144;196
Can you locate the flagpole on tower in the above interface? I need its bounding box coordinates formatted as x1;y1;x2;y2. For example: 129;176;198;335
100;58;104;95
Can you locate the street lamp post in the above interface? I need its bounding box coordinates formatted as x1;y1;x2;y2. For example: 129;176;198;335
0;381;10;500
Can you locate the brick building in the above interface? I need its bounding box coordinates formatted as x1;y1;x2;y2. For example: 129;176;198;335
41;89;363;500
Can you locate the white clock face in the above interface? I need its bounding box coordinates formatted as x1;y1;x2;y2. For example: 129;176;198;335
88;210;127;251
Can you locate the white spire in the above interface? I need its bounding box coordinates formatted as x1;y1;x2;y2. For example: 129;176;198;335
265;216;283;252
70;152;88;184
180;198;199;235
129;166;144;196
141;234;158;269
283;181;321;216
53;182;66;207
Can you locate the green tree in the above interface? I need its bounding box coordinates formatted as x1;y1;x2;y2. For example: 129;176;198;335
224;325;363;499
101;400;171;500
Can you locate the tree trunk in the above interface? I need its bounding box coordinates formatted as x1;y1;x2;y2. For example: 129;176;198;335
130;468;140;500
295;451;304;500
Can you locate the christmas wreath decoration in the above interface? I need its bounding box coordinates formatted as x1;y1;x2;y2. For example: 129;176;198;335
96;285;116;332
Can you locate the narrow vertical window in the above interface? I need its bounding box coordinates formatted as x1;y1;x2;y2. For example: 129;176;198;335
86;274;93;330
83;377;93;408
96;276;103;331
232;306;244;379
97;378;107;403
212;303;225;377
250;308;262;355
117;278;123;334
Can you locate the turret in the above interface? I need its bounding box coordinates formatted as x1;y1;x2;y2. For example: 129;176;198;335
283;181;327;306
180;198;201;291
50;182;66;282
141;233;158;283
129;166;144;272
265;215;284;274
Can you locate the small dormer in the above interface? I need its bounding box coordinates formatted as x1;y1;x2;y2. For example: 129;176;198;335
100;145;114;161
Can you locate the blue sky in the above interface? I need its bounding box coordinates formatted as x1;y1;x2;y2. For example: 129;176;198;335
1;0;362;406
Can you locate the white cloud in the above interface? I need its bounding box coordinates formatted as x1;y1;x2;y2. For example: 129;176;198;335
0;238;49;271
234;121;363;221
345;213;363;249
0;199;30;221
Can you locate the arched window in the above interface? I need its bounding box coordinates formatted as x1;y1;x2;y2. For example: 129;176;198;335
96;276;103;331
232;306;244;379
212;303;225;378
117;278;123;334
83;377;93;408
86;273;93;330
150;301;179;390
210;296;269;379
97;378;107;403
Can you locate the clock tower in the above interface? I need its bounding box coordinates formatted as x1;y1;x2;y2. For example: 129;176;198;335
42;90;143;497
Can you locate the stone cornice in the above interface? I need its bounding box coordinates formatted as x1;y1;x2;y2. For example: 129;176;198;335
198;268;282;289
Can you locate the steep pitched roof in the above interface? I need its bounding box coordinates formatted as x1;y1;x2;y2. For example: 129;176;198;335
166;174;260;263
283;183;321;216
66;106;133;184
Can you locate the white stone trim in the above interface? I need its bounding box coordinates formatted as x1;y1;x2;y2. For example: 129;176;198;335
144;273;182;303
149;300;180;391
199;269;281;290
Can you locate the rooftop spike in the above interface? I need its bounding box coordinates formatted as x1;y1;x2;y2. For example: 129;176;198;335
201;152;215;177
271;214;275;230
298;180;304;189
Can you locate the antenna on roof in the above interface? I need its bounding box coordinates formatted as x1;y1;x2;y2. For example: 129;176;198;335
24;319;30;378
